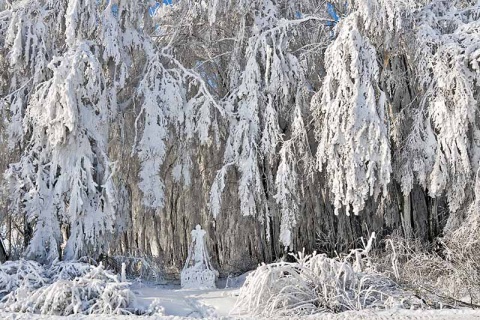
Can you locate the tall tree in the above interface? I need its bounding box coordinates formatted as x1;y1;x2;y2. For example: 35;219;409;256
0;0;479;273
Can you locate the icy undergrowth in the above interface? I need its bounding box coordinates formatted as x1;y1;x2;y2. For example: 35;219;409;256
0;260;144;316
378;233;480;307
234;234;423;317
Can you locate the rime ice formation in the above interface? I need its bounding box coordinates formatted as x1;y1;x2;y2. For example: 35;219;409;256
180;225;218;289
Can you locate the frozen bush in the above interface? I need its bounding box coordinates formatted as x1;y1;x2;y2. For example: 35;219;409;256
234;235;422;316
379;232;480;307
146;298;166;316
0;259;48;296
48;260;93;281
0;260;141;316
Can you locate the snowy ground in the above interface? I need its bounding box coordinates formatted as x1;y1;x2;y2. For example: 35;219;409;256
133;282;239;318
1;281;480;319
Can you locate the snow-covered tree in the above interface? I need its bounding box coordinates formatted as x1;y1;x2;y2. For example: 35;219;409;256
311;13;391;216
1;0;480;276
1;0;150;261
390;1;480;233
206;0;328;248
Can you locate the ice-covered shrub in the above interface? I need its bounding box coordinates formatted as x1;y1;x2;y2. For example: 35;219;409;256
234;235;421;316
48;260;93;281
0;260;141;316
0;259;48;296
146;298;166;316
379;232;480;307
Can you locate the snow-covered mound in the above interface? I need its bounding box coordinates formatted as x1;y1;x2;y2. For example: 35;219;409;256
0;260;142;316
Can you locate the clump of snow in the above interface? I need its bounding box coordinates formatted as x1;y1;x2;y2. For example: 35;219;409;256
0;260;142;316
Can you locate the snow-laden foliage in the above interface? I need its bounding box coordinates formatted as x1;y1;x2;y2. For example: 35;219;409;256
207;0;322;246
135;48;219;209
312;14;391;215
0;260;48;295
234;235;421;316
314;0;480;221
2;0;480;280
349;0;422;42
413;1;480;214
0;0;145;261
0;260;140;316
7;47;114;258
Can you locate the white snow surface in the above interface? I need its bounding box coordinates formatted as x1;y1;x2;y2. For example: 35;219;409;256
1;280;480;319
134;282;237;318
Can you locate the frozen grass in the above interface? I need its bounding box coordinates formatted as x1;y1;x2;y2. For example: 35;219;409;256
377;232;480;308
